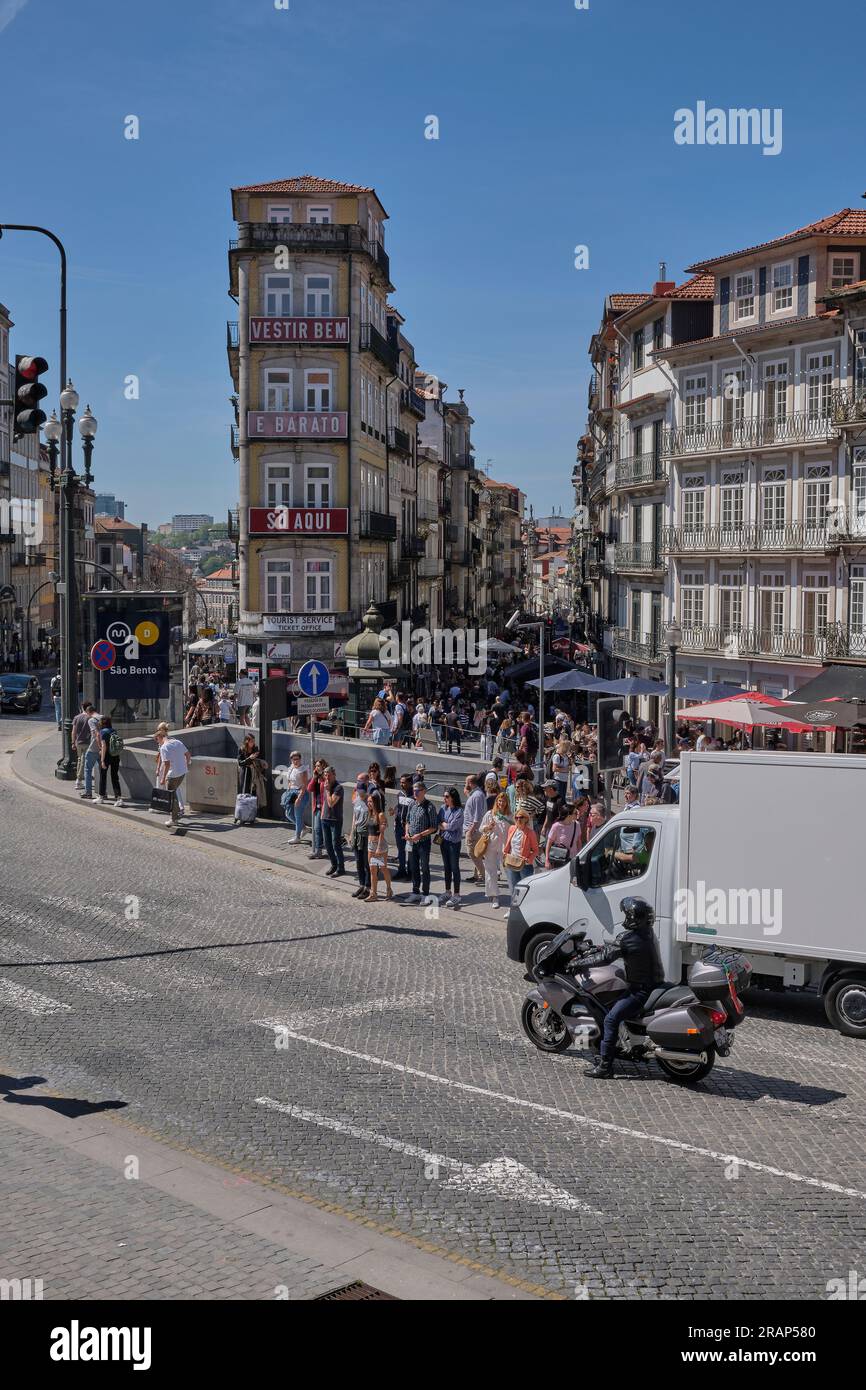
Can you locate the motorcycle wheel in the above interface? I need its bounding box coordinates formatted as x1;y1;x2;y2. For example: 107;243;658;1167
520;998;571;1053
656;1045;715;1084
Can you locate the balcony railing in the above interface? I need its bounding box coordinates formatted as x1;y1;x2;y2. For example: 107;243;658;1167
452;452;474;470
614;453;668;490
418;555;440;579
373;240;390;281
830;388;866;426
663;523;840;555
663;411;835;458
418;496;438;522
401;386;426;419
389;425;412;454
589;466;607;501
232;222;356;255
614;542;663;571
678;623;866;662
359;510;397;541
612;629;665;665
401;536;426;558
360;321;399;373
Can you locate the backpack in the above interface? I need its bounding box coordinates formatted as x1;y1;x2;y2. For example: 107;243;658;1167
108;730;124;757
51;676;61;695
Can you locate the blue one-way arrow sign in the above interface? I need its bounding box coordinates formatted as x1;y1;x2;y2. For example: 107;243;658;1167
297;659;330;698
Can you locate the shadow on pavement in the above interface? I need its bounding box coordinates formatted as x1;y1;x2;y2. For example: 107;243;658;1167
0;1073;127;1117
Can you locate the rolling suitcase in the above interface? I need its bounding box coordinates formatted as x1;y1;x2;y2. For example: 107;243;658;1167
234;793;258;826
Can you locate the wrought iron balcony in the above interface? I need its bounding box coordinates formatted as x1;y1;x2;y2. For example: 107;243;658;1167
678;623;866;662
830;388;866;426
233;222;360;254
614;453;668;490
401;386;426;419
612;629;665;665
394;558;412;582
401;535;426;558
389;425;412;454
589;466;607;501
418;555;440;579
663;411;835;458
613;542;663;572
663;523;840;555
452;452;475;470
360;321;399;373
373;240;390;281
359;510;397;541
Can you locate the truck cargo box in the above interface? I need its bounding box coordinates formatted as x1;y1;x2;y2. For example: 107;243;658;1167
676;751;866;964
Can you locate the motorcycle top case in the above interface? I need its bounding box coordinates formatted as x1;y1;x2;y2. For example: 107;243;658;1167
687;958;732;1001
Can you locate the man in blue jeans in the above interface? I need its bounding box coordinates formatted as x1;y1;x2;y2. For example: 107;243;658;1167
320;768;346;876
391;772;414;880
405;781;438;902
80;705;102;799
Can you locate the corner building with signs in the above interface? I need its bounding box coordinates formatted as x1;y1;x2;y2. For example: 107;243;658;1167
228;176;398;687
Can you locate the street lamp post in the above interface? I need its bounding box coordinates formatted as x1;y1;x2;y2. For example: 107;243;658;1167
665;619;682;755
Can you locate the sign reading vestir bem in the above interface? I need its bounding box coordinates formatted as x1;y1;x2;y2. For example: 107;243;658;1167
95;602;171;698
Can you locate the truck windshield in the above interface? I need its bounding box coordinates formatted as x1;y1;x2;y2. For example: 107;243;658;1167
584;824;656;888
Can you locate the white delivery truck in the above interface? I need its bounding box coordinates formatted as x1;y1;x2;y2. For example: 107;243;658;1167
506;751;866;1037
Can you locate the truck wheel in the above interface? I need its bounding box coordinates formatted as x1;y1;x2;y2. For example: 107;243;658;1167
656;1046;715;1085
824;978;866;1038
523;931;557;972
520;998;571;1053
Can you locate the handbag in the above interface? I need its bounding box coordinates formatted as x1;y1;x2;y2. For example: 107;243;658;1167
473;831;491;859
150;786;173;813
504;851;525;870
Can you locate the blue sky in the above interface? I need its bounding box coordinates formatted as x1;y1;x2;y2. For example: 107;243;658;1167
1;0;863;526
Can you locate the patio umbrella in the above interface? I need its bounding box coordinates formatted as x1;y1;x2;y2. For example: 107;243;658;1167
482;637;521;654
676;680;751;702
677;698;812;729
601;676;667;697
527;669;610;692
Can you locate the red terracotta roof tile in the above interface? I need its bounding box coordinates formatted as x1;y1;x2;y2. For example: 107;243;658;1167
668;272;715;299
609;293;652;310
687;209;866;271
232;175;376;196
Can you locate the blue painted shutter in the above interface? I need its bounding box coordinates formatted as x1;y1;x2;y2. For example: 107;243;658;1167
719;276;730;334
797;255;810;316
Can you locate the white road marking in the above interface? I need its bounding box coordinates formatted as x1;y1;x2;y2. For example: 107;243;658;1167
0;930;150;1003
261;1027;866;1204
0;978;71;1016
254;1097;600;1215
254;991;437;1030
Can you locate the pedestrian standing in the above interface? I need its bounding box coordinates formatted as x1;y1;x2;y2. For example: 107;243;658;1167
551;738;572;804
365;790;394;902
321;768;346;876
477;791;513;909
544;802;581;869
282;749;310;844
364;696;391;745
50;670;62;729
437;787;464;909
503;810;539;900
405;780;438;902
95;716;123;806
389;691;408;748
445;706;462;754
156;730;191;828
80;704;103;800
72;701;95;790
307;759;327;860
462;774;487;885
350;776;371;898
218;689;234;723
390;772;414;880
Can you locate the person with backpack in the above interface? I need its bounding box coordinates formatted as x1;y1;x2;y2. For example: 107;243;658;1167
50;671;62;728
95;716;124;806
72;701;95;790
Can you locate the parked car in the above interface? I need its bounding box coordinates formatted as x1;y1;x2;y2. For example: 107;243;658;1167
0;672;43;714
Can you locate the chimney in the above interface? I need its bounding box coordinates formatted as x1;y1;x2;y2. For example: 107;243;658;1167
652;260;675;297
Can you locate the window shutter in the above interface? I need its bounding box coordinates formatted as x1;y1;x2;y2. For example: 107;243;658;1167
758;266;767;324
719;276;730;334
797;255;810;316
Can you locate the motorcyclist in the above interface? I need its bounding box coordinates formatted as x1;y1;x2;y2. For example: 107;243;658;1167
583;897;665;1080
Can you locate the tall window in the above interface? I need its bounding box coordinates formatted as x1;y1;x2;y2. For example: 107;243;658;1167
632;504;643;544
631;424;643;460
764;360;789;425
632;327;644;371
761;473;786;530
722;367;745;437
266;559;292;611
305;464;332;507
264;368;292;411
266;463;292;507
771;262;793;313
805;465;831;528
853;450;866;536
720;475;744;529
855;329;866;395
734;272;755;321
305;368;332;411
267;205;293;224
807;352;834;418
850;565;866;636
802;574;830;653
630;591;641;637
830;255;856;290
305;275;332;316
681;572;704;628
719;574;743;633
684;376;707;432
263;274;292;317
306;559;332;611
652;316;664;351
759;575;785;643
682;480;705;532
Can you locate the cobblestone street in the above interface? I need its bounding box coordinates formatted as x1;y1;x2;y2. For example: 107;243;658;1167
2;721;866;1300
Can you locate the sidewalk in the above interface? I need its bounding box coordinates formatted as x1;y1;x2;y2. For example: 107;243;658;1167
11;731;513;924
0;1073;539;1300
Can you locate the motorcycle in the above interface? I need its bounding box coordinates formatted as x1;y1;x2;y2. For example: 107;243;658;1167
521;927;750;1084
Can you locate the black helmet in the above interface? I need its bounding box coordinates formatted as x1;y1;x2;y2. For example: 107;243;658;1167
621;896;654;929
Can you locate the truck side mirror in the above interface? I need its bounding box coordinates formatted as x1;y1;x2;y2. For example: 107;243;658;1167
572;856;590;890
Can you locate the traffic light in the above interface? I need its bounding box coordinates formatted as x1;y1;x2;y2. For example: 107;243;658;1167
597;697;626;772
13;355;49;440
